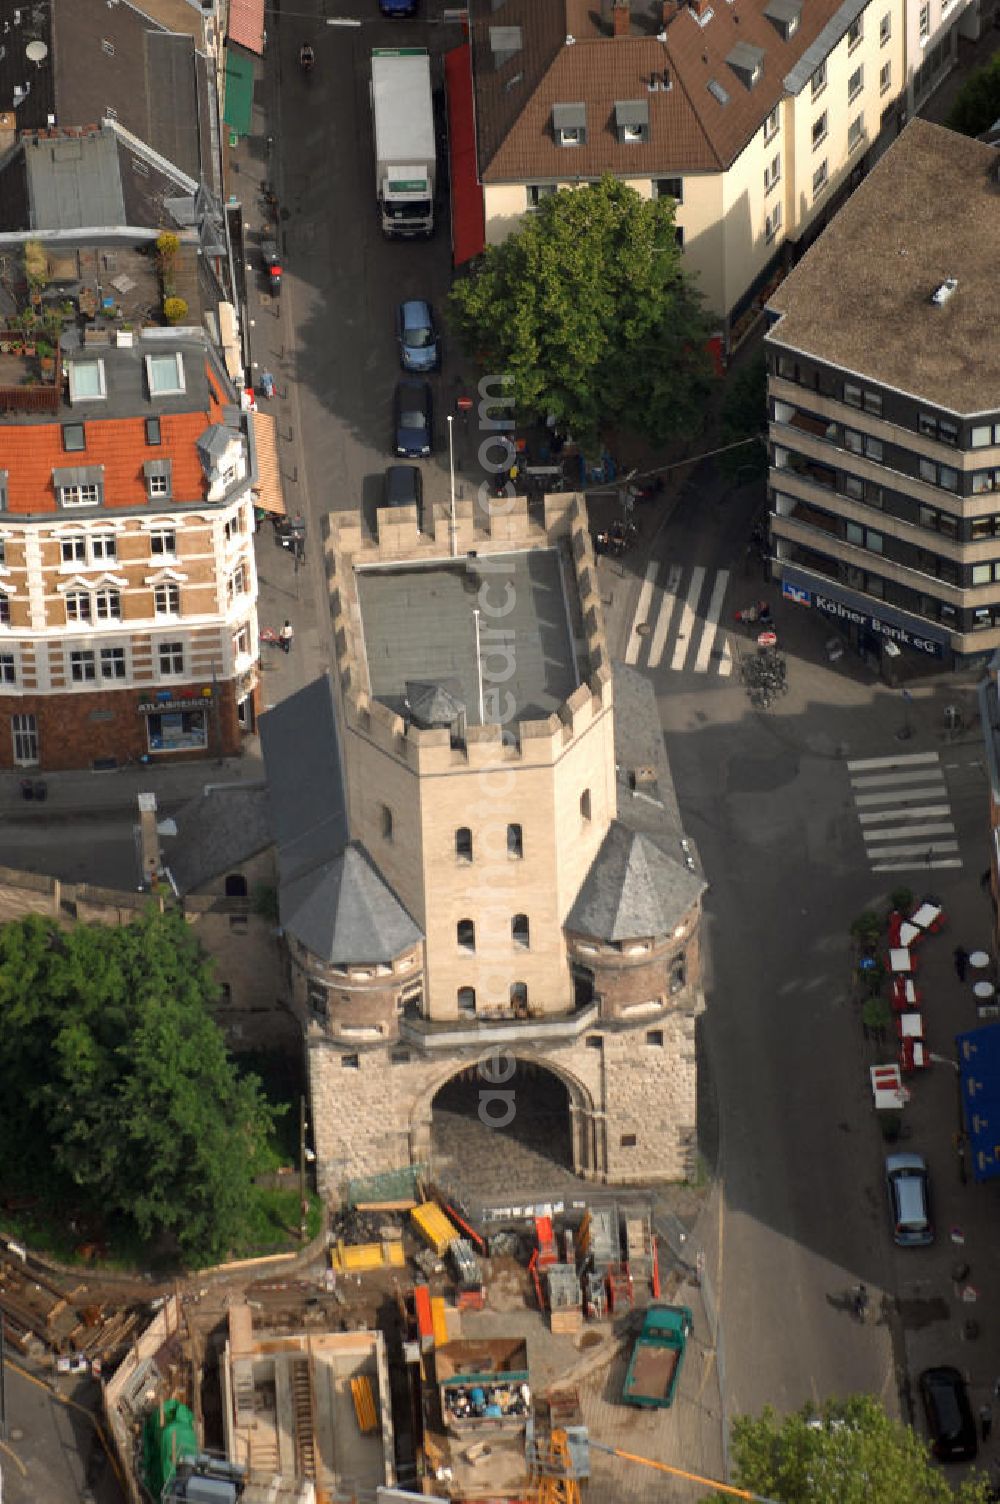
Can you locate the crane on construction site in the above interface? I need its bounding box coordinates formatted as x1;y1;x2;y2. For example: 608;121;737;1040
529;1428;783;1504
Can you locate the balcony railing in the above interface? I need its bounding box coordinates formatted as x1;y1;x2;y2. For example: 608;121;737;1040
399;999;599;1050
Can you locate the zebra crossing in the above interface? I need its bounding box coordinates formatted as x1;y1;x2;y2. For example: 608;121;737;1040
847;751;962;872
624;561;734;676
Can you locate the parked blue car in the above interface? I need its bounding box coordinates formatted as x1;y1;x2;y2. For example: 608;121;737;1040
380;0;418;14
394;379;433;458
396;299;440;373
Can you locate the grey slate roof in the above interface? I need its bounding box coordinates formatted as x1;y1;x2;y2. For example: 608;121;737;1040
165;784;272;896
26;128;126;230
281;843;422;965
565;663;705;942
259;675;350;889
259;674;424;959
565;823;705;942
405;679;465;728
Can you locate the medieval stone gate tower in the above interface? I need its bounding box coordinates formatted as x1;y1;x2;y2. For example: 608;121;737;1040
260;492;705;1198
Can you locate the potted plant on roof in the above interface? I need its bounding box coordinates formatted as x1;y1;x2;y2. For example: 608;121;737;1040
36;339;54;376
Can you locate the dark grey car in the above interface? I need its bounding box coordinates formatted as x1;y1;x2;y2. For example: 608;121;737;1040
394;379;433;458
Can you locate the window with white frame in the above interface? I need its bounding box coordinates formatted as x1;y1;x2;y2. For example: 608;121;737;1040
12;713;38;765
154;583;180;617
233;624;251;659
0;592;8;626
61;536;86;564
880;60;891;94
764;152;781;192
765;202;782;242
654;176;683;203
100;645;126;680
65;590;91;622
67;360;106;403
847;15;863;50
94;588;121;621
224;511;245;543
227;562;248;604
813;159;829;199
847;65;863;102
145;352;185;396
150;528;177;557
148;474;170;497
880;11;891;43
811;61;827;99
158;640;184;676
59;483;100;508
848;114;864;152
526;184;556;209
812;111;828;149
93;533;117;561
763;104;780;141
919;2;929;38
0;653;14;685
69;649;97;683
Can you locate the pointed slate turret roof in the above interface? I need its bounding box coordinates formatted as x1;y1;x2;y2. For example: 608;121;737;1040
566;822;705;943
405;679;465;729
281;842;422;965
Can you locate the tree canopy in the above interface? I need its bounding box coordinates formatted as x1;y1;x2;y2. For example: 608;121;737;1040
946;51;1000;137
707;1396;993;1504
0;909;277;1263
448;176;714;451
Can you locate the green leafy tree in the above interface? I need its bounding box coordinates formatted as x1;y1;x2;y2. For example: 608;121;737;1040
947;51;1000;137
448;175;714;451
706;1397;993;1504
0;909;276;1263
718;351;768;483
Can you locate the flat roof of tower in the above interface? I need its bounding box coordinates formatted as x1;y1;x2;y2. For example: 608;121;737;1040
355;548;580;726
766;119;1000;413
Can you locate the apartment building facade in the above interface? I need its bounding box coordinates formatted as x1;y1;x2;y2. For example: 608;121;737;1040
259;493;706;1195
466;0;908;346
766;120;1000;670
0;326;259;770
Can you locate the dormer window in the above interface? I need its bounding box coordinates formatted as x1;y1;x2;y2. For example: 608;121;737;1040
764;0;801;40
552;102;586;146
144;459;172;500
726;42;764;90
489;25;522;69
67;359;106;403
145;351;185;397
615;100;649;144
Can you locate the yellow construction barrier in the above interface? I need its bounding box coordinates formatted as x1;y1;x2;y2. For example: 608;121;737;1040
331;1239;406;1274
351;1375;377;1434
410;1202;458;1256
431;1295;449;1348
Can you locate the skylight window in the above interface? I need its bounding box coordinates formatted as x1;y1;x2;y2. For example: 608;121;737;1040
68;360;106;403
145;351;186;397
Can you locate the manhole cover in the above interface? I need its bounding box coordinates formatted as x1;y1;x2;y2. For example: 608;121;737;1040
636;622;652;636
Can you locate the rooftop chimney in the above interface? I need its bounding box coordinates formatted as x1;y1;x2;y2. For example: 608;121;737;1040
614;0;631;36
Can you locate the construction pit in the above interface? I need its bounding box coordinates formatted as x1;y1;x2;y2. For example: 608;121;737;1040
1;1182;719;1504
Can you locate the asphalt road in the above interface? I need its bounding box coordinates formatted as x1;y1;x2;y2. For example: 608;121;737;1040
622;461;997;1438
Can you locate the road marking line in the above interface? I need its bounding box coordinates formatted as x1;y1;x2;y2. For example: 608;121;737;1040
671;565;706;672
625;560;660;666
866;840;959;859
846;751;940;771
693;569;730;673
873;858;963;872
718;637;734;677
864;823;957;844
647;562;683;669
851;768;948;788
853;785;946;807
858;805;951;824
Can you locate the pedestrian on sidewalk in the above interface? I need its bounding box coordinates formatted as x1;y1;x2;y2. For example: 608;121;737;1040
279;619;294;654
981;1403;992;1442
954;946;970;982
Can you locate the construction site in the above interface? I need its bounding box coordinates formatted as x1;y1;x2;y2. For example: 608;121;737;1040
0;1175;721;1504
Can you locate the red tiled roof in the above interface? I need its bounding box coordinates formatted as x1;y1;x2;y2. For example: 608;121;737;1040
228;0;265;57
472;0;846;181
0;366;226;515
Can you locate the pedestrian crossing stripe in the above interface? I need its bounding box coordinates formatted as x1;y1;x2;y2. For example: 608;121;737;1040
846;751;961;872
625;562;734;676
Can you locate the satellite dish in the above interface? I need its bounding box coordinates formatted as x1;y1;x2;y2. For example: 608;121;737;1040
26;39;48;64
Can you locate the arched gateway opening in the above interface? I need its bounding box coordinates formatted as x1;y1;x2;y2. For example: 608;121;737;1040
420;1056;598;1202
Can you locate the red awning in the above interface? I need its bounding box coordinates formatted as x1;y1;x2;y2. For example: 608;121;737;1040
445;43;485;268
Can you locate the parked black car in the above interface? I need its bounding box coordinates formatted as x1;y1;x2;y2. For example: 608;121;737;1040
385;464;423;522
919;1367;977;1462
393;379;433;458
